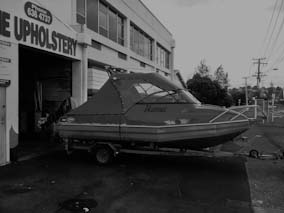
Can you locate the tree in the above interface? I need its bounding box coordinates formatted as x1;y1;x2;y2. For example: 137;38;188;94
229;88;246;105
195;59;210;77
187;73;233;107
187;60;233;107
214;65;229;90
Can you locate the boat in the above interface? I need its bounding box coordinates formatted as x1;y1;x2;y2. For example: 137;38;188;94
55;72;250;150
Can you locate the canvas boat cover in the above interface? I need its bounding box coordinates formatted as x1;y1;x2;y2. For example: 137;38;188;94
67;72;182;115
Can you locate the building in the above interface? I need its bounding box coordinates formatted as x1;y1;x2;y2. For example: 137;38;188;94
0;0;175;165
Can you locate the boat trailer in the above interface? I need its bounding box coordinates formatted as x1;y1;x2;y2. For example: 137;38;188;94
61;138;283;164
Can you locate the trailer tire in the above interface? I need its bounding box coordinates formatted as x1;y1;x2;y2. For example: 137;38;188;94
249;149;259;158
94;146;114;165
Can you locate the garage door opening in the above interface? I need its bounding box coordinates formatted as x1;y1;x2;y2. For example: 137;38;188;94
19;45;73;153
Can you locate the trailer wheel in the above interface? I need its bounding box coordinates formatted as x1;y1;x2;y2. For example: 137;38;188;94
94;146;114;164
249;149;259;158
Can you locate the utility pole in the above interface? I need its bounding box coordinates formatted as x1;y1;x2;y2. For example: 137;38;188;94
252;58;268;88
243;77;249;105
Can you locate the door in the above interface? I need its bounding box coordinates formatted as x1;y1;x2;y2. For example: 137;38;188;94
0;87;6;165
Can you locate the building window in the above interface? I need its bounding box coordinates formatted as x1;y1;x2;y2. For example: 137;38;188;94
130;26;134;50
87;0;98;32
130;23;153;61
91;40;102;50
118;52;127;60
140;62;146;67
117;15;124;45
156;43;170;69
165;52;170;69
108;9;117;42
77;0;86;24
77;0;125;46
99;1;108;37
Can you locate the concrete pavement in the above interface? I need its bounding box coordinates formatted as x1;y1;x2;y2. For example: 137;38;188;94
0;152;254;213
1;118;284;213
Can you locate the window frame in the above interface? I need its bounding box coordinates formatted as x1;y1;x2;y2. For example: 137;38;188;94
117;15;124;46
130;23;153;60
76;0;86;24
108;8;118;42
99;1;109;37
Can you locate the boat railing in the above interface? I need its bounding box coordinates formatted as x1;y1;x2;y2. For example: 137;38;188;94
209;109;231;123
229;105;257;120
209;105;257;123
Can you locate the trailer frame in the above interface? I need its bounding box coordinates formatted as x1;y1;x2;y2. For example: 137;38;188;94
62;138;244;164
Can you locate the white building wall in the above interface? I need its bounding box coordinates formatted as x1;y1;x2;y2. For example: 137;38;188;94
107;0;174;50
0;0;85;164
0;0;176;164
36;0;73;25
70;0;175;76
88;68;109;90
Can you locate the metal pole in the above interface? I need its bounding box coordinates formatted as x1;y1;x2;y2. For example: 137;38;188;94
253;97;257;120
272;93;275;122
245;87;248;105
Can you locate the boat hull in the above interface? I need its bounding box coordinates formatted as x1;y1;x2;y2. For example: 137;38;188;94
56;120;249;149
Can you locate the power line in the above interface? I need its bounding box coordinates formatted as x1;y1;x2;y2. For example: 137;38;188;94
267;1;284;60
263;0;284;57
264;40;284;71
265;48;284;71
259;0;279;57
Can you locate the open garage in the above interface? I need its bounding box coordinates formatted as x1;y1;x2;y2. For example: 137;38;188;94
18;45;73;150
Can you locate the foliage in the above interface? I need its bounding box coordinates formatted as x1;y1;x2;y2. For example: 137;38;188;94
229;85;284;105
229;88;246;105
214;65;229;90
195;59;210;77
187;60;233;107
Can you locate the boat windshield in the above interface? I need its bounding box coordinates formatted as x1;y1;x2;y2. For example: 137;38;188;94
114;80;200;111
133;83;201;104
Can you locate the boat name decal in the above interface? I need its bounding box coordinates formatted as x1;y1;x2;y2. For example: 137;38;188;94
144;105;166;112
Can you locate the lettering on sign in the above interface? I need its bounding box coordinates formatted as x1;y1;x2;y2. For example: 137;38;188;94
0;79;11;87
0;10;10;37
14;17;77;56
0;40;11;47
0;39;13;71
0;9;77;56
24;1;52;25
0;57;11;63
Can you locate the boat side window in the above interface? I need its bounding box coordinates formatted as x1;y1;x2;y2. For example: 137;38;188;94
133;83;163;98
138;88;201;104
142;90;188;103
132;83;185;103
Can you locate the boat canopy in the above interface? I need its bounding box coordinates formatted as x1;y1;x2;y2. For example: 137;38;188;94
67;72;200;115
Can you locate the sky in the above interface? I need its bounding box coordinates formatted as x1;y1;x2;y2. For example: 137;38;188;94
142;0;284;88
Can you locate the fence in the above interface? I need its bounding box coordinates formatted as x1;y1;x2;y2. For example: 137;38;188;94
253;99;284;123
229;104;257;121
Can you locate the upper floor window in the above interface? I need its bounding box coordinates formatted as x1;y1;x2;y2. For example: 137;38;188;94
87;0;99;32
99;2;108;37
76;0;124;46
76;0;86;24
156;44;170;69
108;9;117;42
117;15;124;45
130;23;153;61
